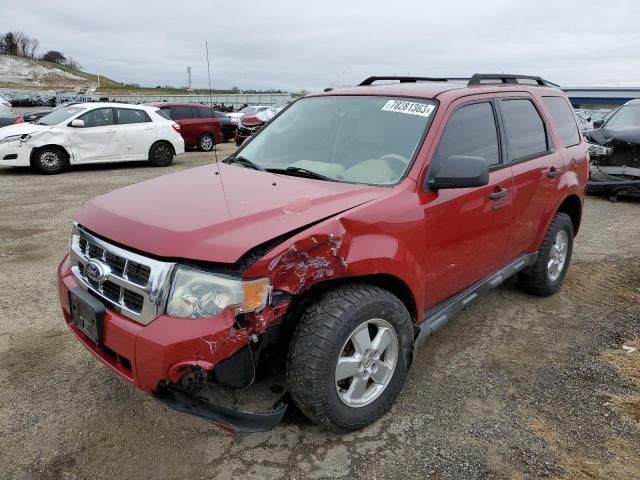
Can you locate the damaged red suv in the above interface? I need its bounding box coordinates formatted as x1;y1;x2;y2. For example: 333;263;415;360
58;74;589;432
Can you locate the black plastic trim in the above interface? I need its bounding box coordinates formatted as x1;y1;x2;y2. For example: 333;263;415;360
153;385;287;433
468;74;555;87
360;76;450;86
3;154;18;160
415;253;538;344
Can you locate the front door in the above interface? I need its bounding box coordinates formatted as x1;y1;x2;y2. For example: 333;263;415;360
68;107;119;162
420;99;514;308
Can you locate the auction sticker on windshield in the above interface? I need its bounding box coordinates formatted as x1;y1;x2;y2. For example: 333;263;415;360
381;100;435;117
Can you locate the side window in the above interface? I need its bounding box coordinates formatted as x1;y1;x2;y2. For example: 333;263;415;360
500;99;549;161
116;108;150;125
156;108;171;120
169;106;193;120
542;96;580;147
77;108;114;128
434;102;500;168
193;107;214;118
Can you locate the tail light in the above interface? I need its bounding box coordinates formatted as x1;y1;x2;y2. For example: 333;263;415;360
172;123;180;132
15;117;24;124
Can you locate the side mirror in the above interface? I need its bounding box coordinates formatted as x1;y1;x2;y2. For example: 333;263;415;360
70;119;85;128
429;155;489;190
592;119;604;128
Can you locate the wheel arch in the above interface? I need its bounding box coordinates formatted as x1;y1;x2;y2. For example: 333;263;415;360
29;144;70;167
556;194;582;236
150;139;176;156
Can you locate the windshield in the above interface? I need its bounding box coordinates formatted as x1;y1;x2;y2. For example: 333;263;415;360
240;106;256;113
237;96;436;185
604;105;640;128
37;107;85;126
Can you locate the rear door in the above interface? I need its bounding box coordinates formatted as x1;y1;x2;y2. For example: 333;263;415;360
169;105;195;146
421;99;514;306
67;107;118;162
497;95;564;262
113;108;156;160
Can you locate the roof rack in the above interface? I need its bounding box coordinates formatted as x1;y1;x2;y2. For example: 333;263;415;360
467;74;556;87
359;76;450;86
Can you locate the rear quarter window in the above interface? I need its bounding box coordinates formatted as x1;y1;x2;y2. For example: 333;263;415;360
500;99;549;162
542;96;580;147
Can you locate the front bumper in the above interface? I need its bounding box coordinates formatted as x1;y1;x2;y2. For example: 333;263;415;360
58;254;287;431
0;142;31;167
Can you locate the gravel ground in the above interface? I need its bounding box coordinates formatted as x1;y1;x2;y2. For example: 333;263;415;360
0;149;639;480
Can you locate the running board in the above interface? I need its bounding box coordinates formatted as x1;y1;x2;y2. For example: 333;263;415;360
415;253;538;346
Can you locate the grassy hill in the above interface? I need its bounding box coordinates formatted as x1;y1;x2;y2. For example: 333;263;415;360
37;59;122;89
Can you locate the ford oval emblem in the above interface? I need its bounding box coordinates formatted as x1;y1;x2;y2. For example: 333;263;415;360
85;260;110;283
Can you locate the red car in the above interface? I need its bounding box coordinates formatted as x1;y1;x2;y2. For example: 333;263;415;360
151;103;223;151
58;74;588;433
235;102;289;146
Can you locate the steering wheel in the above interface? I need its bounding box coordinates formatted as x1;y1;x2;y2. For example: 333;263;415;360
379;154;410;175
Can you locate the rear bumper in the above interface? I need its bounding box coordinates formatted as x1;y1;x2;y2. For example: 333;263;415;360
58;254;247;393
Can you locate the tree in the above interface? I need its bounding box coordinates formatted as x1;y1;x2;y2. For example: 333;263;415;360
16;31;31;57
29;38;39;59
42;50;66;64
2;32;18;56
65;57;81;69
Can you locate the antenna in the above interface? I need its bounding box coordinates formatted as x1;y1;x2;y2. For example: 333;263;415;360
205;42;213;109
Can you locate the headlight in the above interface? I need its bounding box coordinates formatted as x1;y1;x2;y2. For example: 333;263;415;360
0;134;30;145
587;143;613;156
166;266;270;319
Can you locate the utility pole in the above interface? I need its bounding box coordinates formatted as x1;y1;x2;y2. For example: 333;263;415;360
186;66;192;90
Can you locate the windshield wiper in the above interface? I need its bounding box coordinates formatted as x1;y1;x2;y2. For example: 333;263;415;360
267;166;333;181
223;155;265;171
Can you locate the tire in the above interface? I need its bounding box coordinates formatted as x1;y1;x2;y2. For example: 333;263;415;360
198;134;215;152
518;212;574;297
287;284;413;432
33;147;67;174
148;142;174;167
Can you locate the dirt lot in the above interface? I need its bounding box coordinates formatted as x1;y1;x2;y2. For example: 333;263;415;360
0;148;639;480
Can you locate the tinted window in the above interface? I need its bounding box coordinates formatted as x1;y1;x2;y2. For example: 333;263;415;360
78;108;114;128
193;107;214;118
169;106;193;120
500;99;548;161
604;105;640;128
117;108;149;124
434;102;500;168
543;96;580;146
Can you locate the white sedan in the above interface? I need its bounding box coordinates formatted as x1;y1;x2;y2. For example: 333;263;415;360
226;105;270;125
0;103;185;174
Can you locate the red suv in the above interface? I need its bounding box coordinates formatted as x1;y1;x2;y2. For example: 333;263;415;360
59;74;588;433
151;103;223;151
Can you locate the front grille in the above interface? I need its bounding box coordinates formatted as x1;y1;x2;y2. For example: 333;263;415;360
70;224;175;325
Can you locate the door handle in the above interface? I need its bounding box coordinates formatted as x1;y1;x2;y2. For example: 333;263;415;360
489;187;509;200
144;126;154;131
547;166;561;177
570;158;578;169
107;129;116;134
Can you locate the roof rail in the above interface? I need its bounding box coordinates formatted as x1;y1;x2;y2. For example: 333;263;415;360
359;76;450;86
468;74;557;87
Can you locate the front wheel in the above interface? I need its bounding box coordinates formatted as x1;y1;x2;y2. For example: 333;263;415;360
287;285;413;432
34;147;67;174
519;212;574;297
148;142;174;167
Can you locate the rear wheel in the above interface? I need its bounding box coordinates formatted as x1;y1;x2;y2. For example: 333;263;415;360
198;134;215;152
287;285;413;432
519;212;574;297
149;142;174;167
34;147;67;174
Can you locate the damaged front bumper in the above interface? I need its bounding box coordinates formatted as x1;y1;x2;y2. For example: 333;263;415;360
588;165;640;197
58;254;289;432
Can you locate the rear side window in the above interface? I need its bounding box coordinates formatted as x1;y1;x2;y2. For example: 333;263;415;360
156;108;171;120
193;107;214;118
542;96;580;147
117;108;150;124
500;99;549;161
434;102;500;167
169;106;193;120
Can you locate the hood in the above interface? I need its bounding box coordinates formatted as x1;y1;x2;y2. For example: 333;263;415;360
226;112;244;119
240;112;266;127
0;122;49;138
75;163;388;264
586;126;640;146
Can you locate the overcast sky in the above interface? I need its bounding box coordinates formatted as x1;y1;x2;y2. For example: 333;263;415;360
4;0;640;91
